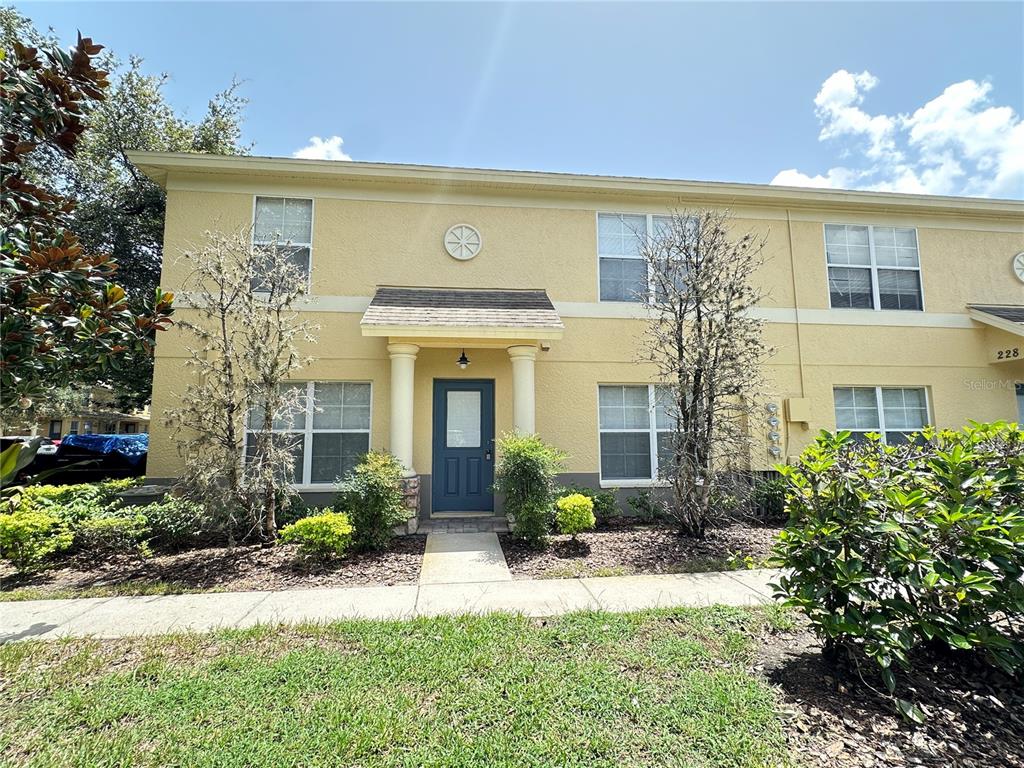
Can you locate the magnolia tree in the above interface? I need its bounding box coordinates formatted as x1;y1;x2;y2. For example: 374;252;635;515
639;210;773;537
164;229;318;541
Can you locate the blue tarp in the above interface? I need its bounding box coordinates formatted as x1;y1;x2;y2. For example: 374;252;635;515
59;434;149;465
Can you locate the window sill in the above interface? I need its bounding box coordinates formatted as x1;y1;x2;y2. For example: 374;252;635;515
599;479;670;489
291;484;338;492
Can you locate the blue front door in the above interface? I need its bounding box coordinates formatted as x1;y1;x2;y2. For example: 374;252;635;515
432;379;495;512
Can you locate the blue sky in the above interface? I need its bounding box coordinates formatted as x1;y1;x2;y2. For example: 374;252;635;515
15;1;1024;198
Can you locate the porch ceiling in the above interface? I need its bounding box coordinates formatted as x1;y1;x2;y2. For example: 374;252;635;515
360;286;564;343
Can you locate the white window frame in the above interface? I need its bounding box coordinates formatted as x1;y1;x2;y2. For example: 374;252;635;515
596;212;675;303
597;383;672;487
251;195;315;291
833;385;931;444
243;380;373;490
824;224;924;312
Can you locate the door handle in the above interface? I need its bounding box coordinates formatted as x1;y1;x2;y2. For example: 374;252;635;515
485;449;492;461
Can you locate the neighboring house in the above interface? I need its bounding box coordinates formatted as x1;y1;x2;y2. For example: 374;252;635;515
131;151;1024;517
42;387;151;439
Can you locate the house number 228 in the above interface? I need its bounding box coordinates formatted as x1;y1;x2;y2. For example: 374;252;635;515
996;347;1020;360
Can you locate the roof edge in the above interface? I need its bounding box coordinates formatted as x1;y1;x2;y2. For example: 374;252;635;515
127;151;1024;217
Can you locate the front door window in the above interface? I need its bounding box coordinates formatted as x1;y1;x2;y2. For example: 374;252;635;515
446;391;481;447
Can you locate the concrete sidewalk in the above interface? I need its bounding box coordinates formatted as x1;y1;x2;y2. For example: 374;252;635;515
0;569;780;642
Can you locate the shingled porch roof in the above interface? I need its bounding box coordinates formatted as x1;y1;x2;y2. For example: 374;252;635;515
360;286;564;342
968;304;1024;337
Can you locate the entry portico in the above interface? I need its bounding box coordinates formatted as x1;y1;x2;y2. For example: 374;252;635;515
361;287;564;515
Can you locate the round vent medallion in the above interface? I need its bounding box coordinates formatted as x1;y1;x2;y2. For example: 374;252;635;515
1014;251;1024;284
444;224;482;261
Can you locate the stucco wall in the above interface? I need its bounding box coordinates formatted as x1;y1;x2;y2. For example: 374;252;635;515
146;169;1024;488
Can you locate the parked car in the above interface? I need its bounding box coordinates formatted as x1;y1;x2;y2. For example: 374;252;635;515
0;435;58;455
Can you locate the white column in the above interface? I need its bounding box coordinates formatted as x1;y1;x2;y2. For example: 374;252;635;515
507;345;538;434
387;343;419;476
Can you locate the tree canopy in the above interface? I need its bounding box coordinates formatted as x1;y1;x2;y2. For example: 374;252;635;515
1;8;249;411
0;23;174;414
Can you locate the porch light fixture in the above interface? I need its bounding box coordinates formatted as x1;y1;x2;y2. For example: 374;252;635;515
456;349;470;370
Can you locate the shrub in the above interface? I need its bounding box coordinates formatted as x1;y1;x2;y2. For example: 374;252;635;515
74;513;151;559
334;451;408;552
17;479;137;525
138;496;209;552
0;510;73;573
749;475;788;524
279;511;354;559
562;484;618;527
276;491;314;529
555;493;596;538
493;433;565;548
627;488;660;521
773;423;1024;719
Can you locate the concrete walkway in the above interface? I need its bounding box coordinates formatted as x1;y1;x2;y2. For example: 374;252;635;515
0;569;780;642
418;532;512;585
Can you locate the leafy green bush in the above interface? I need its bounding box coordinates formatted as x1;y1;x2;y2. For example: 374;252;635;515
276;491;314;529
555;493;596;538
279;511;354;559
18;478;138;525
627;488;660;521
773;424;1024;720
334;451;408;552
0;510;73;573
749;475;788;524
493;433;565;547
561;484;618;527
138;496;208;552
74;513;151;559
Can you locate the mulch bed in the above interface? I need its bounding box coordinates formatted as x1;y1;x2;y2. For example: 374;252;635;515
758;621;1024;768
1;536;426;596
499;520;780;579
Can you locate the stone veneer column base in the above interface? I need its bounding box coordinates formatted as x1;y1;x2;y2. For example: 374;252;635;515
393;475;421;535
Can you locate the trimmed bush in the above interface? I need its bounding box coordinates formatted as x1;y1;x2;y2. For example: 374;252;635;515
335;451;408;552
561;484;618;527
773;423;1024;718
493;433;565;548
279;511;354;559
555;493;596;538
0;510;73;573
74;513;151;559
136;496;208;552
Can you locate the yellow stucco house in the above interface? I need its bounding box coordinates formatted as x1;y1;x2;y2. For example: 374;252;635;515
132;151;1024;516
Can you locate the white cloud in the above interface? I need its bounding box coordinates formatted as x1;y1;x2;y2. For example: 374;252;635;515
292;135;352;161
772;70;1024;198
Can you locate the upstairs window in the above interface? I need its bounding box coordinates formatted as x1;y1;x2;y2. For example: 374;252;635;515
598;213;673;302
833;386;929;444
253;197;313;290
825;224;922;311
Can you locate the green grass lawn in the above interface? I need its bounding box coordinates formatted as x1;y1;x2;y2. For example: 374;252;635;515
0;607;794;768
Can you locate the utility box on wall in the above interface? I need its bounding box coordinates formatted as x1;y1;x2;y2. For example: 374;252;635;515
785;397;812;424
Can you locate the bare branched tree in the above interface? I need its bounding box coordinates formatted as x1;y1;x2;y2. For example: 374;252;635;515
164;228;319;541
639;210;774;537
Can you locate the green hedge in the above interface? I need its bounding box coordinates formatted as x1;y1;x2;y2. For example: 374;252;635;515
334;451;408;552
773;423;1024;719
493;433;565;547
